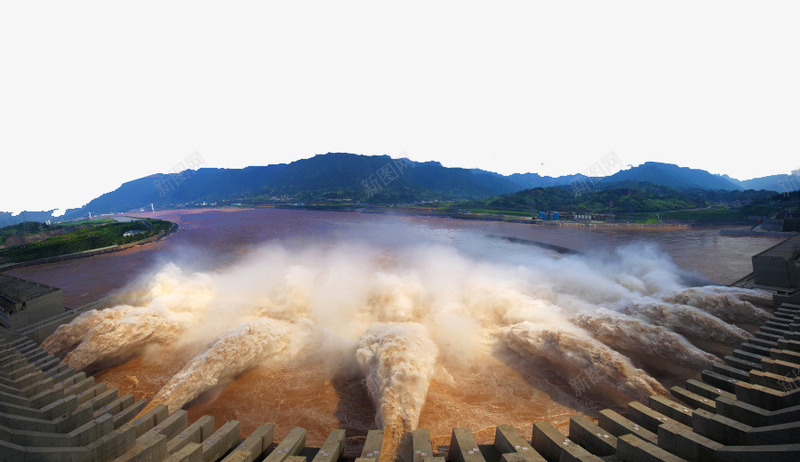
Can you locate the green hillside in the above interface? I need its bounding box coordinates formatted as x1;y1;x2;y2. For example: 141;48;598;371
0;219;173;264
444;184;794;223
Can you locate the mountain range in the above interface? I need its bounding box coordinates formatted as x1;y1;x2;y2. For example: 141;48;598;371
2;153;797;225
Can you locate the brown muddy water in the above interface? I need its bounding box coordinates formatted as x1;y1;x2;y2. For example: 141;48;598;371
12;208;785;453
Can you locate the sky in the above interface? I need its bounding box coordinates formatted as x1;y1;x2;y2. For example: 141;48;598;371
1;1;799;214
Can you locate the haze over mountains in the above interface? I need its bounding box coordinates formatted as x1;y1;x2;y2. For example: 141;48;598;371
2;153;797;224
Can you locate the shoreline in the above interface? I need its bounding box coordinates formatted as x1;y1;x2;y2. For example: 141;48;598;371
233;204;699;231
0;220;179;273
65;205;783;234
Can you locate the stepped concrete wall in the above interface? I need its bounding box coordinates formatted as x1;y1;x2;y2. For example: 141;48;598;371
4;256;800;460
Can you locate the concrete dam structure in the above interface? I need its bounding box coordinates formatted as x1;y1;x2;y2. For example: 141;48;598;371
2;238;800;461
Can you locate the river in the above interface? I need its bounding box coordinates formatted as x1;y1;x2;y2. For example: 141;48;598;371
11;208;785;452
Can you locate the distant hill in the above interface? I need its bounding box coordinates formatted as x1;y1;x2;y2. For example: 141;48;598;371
5;154;796;222
455;182;785;220
0;211;60;227
505;172;596;189
474;182;707;214
60;153;526;219
75;165;286;217
739;174;799;193
600;162;743;191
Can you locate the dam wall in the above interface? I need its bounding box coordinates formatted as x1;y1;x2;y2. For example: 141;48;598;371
1;295;800;461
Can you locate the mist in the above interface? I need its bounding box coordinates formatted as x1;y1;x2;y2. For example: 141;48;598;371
43;229;770;448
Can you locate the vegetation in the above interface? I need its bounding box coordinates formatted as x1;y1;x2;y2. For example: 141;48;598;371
0;219;116;247
440;184;799;224
0;219;173;264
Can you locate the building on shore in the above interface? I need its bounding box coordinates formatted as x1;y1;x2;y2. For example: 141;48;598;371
0;274;64;330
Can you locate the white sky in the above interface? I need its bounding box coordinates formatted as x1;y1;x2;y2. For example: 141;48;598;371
1;1;799;214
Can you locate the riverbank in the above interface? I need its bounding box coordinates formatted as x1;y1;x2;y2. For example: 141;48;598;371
262;204;696;231
0;219;178;272
719;224;797;238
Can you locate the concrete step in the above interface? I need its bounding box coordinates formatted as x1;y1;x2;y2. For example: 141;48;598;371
657;421;723;462
787;330;800;341
0;412;115;448
93;393;135;420
114;431;167;462
615;434;686;462
75;382;108;406
62;375;94;396
568;415;617;457
492;424;544;461
117;403;169;439
3;363;36;382
724;355;761;372
670;387;715;413
14;341;37;354
52;371;87;392
716;395;800;427
597;409;657;444
735;381;800;411
648;395;694;427
0;371;40;391
626;401;681;434
360;429;384;461
732;348;766;363
448;428;486;462
264;427;307;462
778;339;800;353
683;379;736;402
762;357;800;376
220;423;273;462
711;363;750;382
760;325;792;336
201;419;241;462
693;406;800;446
741;342;774;356
750;338;780;349
46;365;78;383
691;408;751;445
0;351;24;368
764;319;791;330
755;331;784;342
531;421;602;462
112;398;147;429
749;369;800;391
32;355;59;373
0;394;74;421
85;387;120;414
410;429;435;462
8;337;33;348
167;414;215;455
0;399;94;433
143;409;189;443
311;429;345;462
165;441;202;462
770;348;800;363
716;443;800;462
24;348;50;364
773;309;799;320
700;369;739;393
0;375;52;399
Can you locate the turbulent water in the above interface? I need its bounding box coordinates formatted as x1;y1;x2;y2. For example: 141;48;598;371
357;322;438;459
40;213;775;455
145;318;304;414
503;322;667;403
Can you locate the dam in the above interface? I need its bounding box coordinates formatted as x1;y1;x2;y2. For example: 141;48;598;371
1;234;800;461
